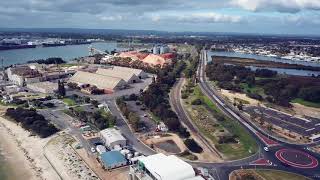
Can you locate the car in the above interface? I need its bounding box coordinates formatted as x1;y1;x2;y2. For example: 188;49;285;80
90;147;96;153
264;147;269;152
143;114;148;117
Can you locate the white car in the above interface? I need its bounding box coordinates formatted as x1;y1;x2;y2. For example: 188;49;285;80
264;147;269;152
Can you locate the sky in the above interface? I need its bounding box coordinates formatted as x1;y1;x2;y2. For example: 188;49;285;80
1;0;320;35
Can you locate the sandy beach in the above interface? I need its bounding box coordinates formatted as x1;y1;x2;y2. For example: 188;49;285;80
0;116;61;180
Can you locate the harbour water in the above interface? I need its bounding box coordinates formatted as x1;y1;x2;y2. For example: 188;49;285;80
208;51;320;76
0;42;122;66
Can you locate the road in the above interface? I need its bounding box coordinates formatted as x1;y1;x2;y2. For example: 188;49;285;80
197;50;320;179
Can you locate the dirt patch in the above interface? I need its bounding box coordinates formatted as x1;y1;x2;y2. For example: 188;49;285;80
155;140;181;154
220;89;260;106
292;103;320;119
143;133;186;154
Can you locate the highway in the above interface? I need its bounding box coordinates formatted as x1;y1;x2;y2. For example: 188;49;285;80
197;50;320;179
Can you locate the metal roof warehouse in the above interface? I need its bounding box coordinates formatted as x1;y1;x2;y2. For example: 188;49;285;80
69;71;127;91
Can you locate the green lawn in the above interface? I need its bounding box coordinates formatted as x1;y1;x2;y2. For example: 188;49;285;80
291;98;320;108
186;85;258;160
256;170;311;180
62;98;76;106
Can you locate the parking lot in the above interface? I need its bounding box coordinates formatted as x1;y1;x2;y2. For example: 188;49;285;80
245;106;320;140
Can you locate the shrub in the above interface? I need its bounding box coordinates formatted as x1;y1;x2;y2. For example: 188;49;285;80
191;98;202;105
184;138;203;153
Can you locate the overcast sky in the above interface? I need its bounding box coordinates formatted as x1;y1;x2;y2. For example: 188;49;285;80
1;0;320;35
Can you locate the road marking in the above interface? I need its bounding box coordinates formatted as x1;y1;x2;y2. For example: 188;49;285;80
306;128;315;132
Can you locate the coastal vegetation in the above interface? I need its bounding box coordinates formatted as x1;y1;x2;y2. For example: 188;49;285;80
5;107;59;138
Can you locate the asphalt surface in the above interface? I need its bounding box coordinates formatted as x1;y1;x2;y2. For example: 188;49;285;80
245;106;320;138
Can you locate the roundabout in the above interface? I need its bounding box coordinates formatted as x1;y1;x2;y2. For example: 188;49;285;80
275;149;318;169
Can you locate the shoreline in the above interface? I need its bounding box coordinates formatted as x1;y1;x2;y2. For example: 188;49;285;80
0;116;60;180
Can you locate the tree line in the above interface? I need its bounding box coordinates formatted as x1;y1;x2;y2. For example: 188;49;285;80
140;58;190;137
206;62;320;107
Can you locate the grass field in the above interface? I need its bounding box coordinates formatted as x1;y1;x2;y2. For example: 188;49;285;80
256;170;311;180
291;98;320;108
184;85;257;160
231;169;311;180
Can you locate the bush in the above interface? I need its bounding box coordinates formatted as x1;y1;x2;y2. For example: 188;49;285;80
181;93;189;99
191;98;202;105
184;138;203;153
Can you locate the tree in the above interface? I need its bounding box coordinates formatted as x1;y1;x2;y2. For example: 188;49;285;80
184;138;203;153
57;80;66;97
91;100;99;107
128;112;140;131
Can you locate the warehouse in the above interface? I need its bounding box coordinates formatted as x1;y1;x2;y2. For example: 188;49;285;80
129;153;203;180
100;128;126;149
27;81;58;94
99;151;127;170
96;68;140;84
68;71;127;92
112;66;148;79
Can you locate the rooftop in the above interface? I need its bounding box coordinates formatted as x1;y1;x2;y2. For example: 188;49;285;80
100;151;127;167
69;71;126;90
138;153;195;180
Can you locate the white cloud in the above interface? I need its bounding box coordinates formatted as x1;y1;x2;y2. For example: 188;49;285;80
99;15;123;21
230;0;320;12
150;13;243;24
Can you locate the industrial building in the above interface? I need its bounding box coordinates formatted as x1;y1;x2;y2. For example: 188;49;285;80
6;66;41;86
26;81;58;94
68;71;127;92
96;68;140;84
153;45;170;55
129;153;204;180
112;66;148;79
99;151;127;170
100;128;126;149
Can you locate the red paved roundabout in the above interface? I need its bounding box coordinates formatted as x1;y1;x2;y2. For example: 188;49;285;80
275;149;318;169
